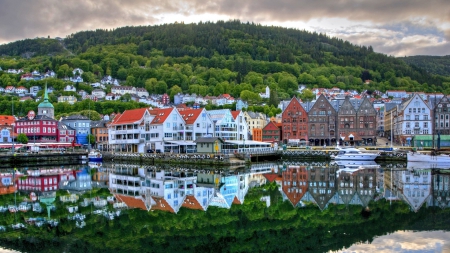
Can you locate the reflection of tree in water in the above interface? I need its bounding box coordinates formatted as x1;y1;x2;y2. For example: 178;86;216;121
0;184;448;253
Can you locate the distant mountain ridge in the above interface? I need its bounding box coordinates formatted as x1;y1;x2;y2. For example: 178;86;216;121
399;55;450;76
0;20;447;91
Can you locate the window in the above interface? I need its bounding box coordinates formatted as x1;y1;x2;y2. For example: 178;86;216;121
415;115;419;120
166;123;170;128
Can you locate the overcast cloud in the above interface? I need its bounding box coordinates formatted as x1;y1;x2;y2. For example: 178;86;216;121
0;0;449;56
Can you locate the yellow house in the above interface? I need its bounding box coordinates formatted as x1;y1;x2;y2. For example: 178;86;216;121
243;111;266;134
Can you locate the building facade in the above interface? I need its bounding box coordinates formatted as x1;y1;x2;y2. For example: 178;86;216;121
282;97;308;144
307;94;337;146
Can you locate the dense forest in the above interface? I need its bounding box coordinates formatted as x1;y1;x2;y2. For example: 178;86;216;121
0;21;449;116
0;182;447;253
399;55;450;76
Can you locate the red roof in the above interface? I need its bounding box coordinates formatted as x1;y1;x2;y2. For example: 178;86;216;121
0;115;15;126
114;194;149;211
110;108;148;125
149;108;174;124
263;173;279;182
151;196;176;213
179;109;203;124
181;195;204;210
232;196;242;205
231;110;241;120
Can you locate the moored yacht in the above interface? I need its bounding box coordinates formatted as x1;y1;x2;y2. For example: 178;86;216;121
331;147;379;161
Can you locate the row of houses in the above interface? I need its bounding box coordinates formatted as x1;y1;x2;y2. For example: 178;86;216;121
384;93;449;146
2;157;447;213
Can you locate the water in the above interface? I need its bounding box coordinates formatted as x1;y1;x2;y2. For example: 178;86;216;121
0;160;449;253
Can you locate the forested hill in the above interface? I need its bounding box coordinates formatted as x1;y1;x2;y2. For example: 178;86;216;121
399;55;450;76
0;20;449;95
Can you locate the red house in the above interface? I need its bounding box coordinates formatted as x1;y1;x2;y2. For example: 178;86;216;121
282;97;308;144
262;121;281;144
17;168;74;193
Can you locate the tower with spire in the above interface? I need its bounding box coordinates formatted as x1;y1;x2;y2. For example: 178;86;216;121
37;83;54;119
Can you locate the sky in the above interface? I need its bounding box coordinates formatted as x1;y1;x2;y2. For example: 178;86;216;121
332;230;450;253
0;0;449;57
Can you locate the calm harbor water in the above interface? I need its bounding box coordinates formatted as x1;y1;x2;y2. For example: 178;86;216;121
0;160;449;253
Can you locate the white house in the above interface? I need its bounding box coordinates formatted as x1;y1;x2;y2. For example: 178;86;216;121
109;108;152;153
259;86;270;99
4;86;15;93
92;89;106;99
231;110;249;140
69;76;83;83
393;93;432;146
207;109;238;141
64;85;77;92
72;68;84;75
100;75;119;86
178;108;214;141
148;107;186;152
15;86;28;95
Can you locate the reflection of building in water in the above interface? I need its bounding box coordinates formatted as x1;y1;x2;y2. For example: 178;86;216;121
356;169;376;207
336;170;357;205
60;168;92;192
17;168;73;193
395;170;431;212
308;167;337;210
210;175;238;209
383;169;401;201
376;168;384;193
110;166;151;211
249;163;280;188
281;166;308;207
429;173;450;208
0;171;22;195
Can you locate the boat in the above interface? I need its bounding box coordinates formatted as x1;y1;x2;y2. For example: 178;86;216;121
88;150;103;162
330;147;379;161
407;152;450;164
332;160;381;169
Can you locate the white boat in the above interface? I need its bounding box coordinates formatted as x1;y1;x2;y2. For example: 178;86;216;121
332;160;381;169
407;152;450;164
331;147;379;161
88;150;103;162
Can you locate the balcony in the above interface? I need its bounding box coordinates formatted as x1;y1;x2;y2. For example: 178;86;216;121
185;126;194;131
172;126;184;131
113;129;141;135
111;139;140;144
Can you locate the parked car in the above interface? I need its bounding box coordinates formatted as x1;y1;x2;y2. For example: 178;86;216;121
146;149;161;153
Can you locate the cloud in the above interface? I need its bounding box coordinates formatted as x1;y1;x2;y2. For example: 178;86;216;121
0;0;449;56
333;231;450;253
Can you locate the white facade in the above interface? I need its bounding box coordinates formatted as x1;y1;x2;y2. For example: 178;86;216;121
109;108;153;153
396;94;432;145
207;109;238;141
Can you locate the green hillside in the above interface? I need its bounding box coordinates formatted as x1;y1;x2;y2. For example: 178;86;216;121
399;55;450;76
0;20;449;106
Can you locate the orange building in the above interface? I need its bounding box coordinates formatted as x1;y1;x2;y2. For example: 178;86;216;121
91;120;109;151
252;128;262;141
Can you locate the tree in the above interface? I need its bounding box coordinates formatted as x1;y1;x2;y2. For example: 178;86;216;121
299;89;315;102
87;134;96;146
17;133;28;144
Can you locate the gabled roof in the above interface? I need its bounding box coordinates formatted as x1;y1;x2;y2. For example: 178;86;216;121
232;196;242;205
148;108;174;124
231;110;241;120
263;173;279;182
179;109;203;124
195;137;225;143
114;194;150;211
151;196;176;213
182;195;204;211
111;108;148;125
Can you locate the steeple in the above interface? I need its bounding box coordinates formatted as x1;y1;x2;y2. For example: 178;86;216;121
38;82;54;119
